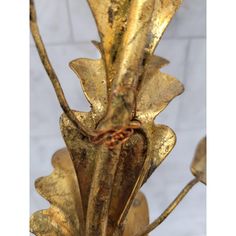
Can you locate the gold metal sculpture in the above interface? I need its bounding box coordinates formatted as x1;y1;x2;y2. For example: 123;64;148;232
30;0;206;235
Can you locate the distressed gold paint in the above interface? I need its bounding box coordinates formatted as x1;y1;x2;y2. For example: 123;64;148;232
30;0;206;235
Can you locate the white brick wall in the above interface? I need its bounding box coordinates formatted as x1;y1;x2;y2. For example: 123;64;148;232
30;0;206;235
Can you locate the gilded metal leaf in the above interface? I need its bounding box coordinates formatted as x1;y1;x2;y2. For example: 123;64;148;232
87;0;131;70
145;54;170;69
136;55;184;122
134;54;184;181
69;58;108;120
146;0;182;54
60;112;97;217
30;148;83;236
30;148;149;236
142;124;177;180
123;192;149;236
60;47;182;235
30;0;187;234
114;124;177;229
107;132;147;235
191;137;207;185
93;0;158;132
87;0;182;67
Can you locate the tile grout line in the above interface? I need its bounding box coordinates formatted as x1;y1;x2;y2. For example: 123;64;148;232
180;39;192;88
30;0;75;47
65;0;76;43
30;36;206;48
175;38;192;130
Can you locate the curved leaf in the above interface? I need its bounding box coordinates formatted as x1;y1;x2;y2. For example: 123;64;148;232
69;58;107;120
107;132;147;235
136;56;184;122
123;192;149;236
60;111;97;217
146;0;183;54
30;148;83;236
87;0;132;69
142;123;177;182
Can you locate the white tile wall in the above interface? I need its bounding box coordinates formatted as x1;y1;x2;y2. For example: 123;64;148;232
31;0;73;44
142;128;206;236
68;0;100;42
30;0;206;235
163;0;206;39
30;43;99;136
177;38;206;131
154;39;189;130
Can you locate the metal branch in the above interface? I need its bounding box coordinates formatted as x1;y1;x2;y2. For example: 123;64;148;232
135;178;199;236
30;0;92;137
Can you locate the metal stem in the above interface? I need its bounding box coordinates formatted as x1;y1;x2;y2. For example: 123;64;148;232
135;178;199;236
30;0;93;137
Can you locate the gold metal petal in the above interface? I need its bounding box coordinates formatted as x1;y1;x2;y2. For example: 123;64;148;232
146;0;183;54
30;207;77;236
60;112;148;235
87;0;182;66
60;111;97;218
86;144;123;236
123;192;149;236
30;148;83;236
96;0;156;131
117;124;176;227
87;0;132;70
69;58;107;120
144;54;170;70
191;137;207;185
136;56;184;122
142;124;177;181
107;132;147;235
31;0;187;235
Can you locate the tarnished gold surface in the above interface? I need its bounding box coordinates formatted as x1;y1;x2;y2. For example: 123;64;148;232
30;0;205;235
59;53;183;235
30;149;149;236
69;58;108;121
191;137;207;185
30;148;83;235
147;0;182;54
123;192;149;236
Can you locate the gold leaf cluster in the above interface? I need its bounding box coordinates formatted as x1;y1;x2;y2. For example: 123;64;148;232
30;1;189;235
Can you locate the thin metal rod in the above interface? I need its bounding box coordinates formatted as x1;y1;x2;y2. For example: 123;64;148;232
135;178;199;236
30;0;92;137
